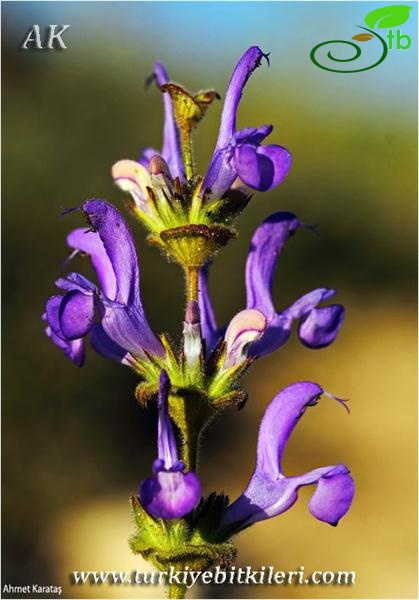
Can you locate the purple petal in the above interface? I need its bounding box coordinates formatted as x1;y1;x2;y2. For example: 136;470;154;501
45;295;64;336
299;305;345;348
154;61;184;181
44;296;85;366
235;143;292;191
307;465;355;526
235;124;273;145
101;303;163;358
215;47;269;150
255;382;324;478
202;147;237;199
198;264;220;352
59;290;95;340
67;228;117;300
140;470;201;519
45;326;85;367
82;200;140;305
251;288;340;357
157;370;179;469
89;323;130;364
56;272;97;295
246;212;300;319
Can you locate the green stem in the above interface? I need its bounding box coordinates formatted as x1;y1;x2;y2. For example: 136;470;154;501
185;266;199;304
180;125;194;180
181;428;199;472
169;583;187;599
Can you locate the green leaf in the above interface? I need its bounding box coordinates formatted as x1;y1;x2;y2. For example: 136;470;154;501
364;5;412;29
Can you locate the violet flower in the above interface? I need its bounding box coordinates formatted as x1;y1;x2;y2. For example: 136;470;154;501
111;62;183;222
199;211;344;367
220;382;354;534
43;199;163;367
139;62;184;181
140;370;201;519
202;46;292;199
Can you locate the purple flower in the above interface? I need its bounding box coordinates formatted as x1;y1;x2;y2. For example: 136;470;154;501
202;46;292;199
220;382;354;533
111;62;184;218
198;211;345;366
43;199;164;366
140;370;201;519
139;62;184;181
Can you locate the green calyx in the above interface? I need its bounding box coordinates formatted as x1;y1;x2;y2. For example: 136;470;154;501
160;83;220;181
133;334;249;470
130;494;237;573
149;223;235;269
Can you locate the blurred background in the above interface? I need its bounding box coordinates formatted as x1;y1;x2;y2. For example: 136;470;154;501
2;2;417;598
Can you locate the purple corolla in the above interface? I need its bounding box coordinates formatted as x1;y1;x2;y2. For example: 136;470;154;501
220;382;354;534
199;211;345;367
139;62;184;181
43;199;163;366
202;46;292;199
140;370;201;519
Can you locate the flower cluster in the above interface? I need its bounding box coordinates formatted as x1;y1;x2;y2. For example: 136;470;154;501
43;46;354;593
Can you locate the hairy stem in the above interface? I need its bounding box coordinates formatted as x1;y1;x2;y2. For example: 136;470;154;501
181;428;199;472
185;266;199;304
180;126;194;180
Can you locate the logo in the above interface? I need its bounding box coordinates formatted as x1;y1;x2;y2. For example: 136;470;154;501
310;5;413;73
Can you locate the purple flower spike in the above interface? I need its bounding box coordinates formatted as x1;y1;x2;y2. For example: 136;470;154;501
203;47;292;198
44;200;164;366
220;382;354;533
140;371;201;519
139;62;184;181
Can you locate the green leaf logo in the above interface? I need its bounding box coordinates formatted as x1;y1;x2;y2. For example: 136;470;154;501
364;5;412;29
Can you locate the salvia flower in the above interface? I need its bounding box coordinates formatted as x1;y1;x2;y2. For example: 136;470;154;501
199;211;345;368
43;199;164;367
202;46;292;199
140;370;201;519
220;382;354;534
139;62;184;181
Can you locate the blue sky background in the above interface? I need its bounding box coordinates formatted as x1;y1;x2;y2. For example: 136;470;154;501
4;1;418;110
